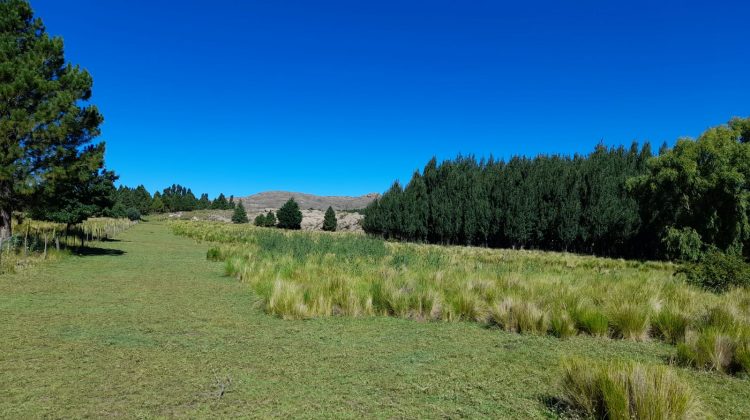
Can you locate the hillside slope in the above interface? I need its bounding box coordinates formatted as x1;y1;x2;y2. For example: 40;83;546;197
238;191;378;211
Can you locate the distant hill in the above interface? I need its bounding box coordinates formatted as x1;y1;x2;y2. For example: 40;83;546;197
238;191;379;211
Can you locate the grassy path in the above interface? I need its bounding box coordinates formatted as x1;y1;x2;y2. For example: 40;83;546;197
1;222;747;418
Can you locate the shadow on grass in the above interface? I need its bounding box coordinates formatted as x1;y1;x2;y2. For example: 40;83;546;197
97;238;128;243
540;395;578;419
72;247;126;257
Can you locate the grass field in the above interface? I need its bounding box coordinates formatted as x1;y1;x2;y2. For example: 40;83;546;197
1;221;749;418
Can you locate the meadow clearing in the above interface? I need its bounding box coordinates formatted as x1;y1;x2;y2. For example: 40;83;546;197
167;220;749;418
0;220;746;417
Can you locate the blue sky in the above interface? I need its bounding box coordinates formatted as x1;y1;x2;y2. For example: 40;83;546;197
33;0;749;198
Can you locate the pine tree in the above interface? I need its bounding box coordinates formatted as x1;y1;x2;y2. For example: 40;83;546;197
254;213;266;226
212;193;229;210
264;211;277;227
231;202;248;224
197;193;211;210
150;195;166;214
322;206;337;231
1;0;113;236
277;198;302;229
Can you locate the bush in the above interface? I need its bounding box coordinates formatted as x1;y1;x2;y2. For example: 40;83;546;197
277;198;302;230
254;214;265;226
126;207;141;221
681;250;750;292
662;227;703;262
560;358;705;419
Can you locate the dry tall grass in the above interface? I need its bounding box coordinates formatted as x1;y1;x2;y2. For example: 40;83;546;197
171;221;750;376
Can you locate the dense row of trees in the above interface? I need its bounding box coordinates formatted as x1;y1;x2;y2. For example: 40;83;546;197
107;184;238;219
364;118;750;260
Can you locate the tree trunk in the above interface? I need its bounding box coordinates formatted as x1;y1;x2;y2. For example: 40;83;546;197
0;207;11;240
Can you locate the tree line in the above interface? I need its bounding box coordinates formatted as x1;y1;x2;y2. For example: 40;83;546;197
363;118;750;261
108;184;238;220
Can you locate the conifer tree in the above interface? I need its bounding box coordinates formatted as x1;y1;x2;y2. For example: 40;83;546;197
322;206;337;231
212;193;229;210
277;198;302;230
150;195;166;214
264;211;277;227
197;193;211;210
231;201;248;224
254;213;266;227
1;0;112;236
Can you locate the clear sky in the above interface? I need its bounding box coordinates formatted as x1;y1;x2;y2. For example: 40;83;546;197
32;0;749;198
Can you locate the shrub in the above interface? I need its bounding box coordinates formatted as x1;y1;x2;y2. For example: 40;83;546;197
253;214;265;226
126;207;141;221
277;198;302;230
681;250;750;292
560;358;705;419
662;227;703;262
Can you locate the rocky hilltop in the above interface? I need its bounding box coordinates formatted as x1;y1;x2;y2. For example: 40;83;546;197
238;191;378;212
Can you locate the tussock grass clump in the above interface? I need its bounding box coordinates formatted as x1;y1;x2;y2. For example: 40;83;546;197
571;306;609;337
609;304;651;341
549;309;577;338
560;358;705;419
652;308;691;344
676;328;749;375
171;221;750;376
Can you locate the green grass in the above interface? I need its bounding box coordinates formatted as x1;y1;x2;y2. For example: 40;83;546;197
560;358;705;419
1;221;749;417
170;221;750;379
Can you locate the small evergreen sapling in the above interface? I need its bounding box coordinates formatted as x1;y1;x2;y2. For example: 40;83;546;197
232;202;248;224
277;198;302;230
264;211;277;227
323;206;337;231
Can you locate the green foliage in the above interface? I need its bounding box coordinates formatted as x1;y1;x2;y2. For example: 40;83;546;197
126;208;141;221
276;198;302;230
662;227;703;262
231;202;248;224
680;250;750;292
364;145;650;257
365;117;750;262
630;117;750;258
0;0;112;236
560;358;705;419
196;193;211;210
254;213;266;227
322;206;337;231
149;195;166;214
211;193;230;210
264;210;276;227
